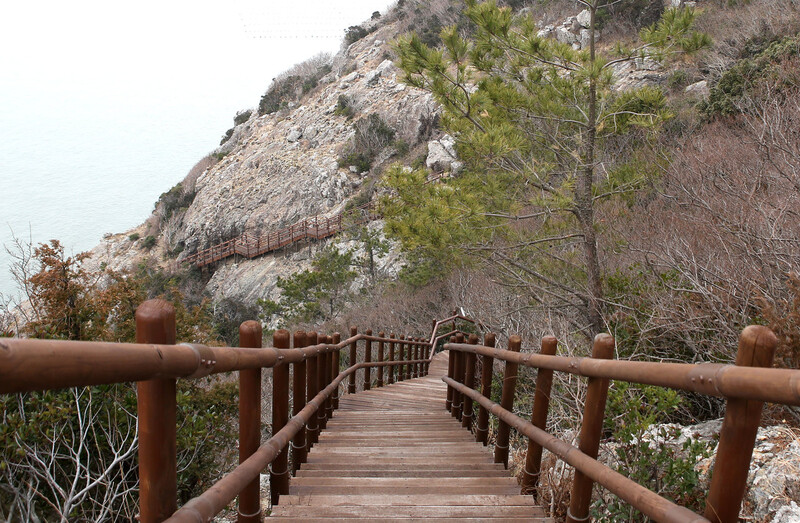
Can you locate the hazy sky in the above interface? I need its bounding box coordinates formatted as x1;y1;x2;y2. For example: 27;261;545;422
1;0;395;110
0;0;395;296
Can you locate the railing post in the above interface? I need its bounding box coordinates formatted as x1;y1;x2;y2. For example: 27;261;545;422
238;321;263;523
325;335;335;421
417;338;424;376
446;335;456;414
348;326;358;393
476;333;495;445
388;333;396;385
331;333;341;410
415;338;421;378
405;335;413;381
270;329;291;506
703;326;778;523
494;335;522;468
316;333;328;431
136;299;177;523
426;341;432;374
306;330;319;446
377;332;385;387
452;333;465;421
364;329;372;391
291;331;307;476
411;338;419;378
398;335;406;382
567;334;615;523
521;336;558;499
461;334;478;431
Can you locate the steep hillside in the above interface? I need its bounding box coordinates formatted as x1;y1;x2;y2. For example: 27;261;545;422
86;12;441;303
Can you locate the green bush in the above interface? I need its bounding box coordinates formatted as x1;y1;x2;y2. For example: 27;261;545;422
155;182;196;224
233;109;252;126
128;233;140;241
338;151;372;173
345;25;369;46
338;114;397;172
142;235;157;250
258;59;332;115
702;36;800;117
594;382;713;521
335;95;355;118
393;138;410;156
259;75;303;115
667;69;689;90
220;128;234;146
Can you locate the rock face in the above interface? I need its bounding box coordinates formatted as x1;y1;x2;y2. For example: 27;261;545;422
592;420;800;522
540;11;598;50
684;80;710;98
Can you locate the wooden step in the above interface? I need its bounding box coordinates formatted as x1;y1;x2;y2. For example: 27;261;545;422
271;505;544;518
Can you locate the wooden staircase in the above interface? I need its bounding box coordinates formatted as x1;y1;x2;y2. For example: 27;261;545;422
182;202;378;268
269;352;549;521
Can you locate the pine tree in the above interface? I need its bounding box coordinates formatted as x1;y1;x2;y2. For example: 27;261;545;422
388;1;708;337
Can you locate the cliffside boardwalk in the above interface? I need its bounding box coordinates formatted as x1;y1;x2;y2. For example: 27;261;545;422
1;305;798;522
182;202;379;268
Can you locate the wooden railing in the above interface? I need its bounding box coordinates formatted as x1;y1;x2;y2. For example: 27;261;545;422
182;202;379;268
2;301;799;522
443;327;800;523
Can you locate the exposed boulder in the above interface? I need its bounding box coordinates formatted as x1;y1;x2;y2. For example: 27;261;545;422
426;135;460;173
684;80;710;98
577;9;591;28
287;128;303;142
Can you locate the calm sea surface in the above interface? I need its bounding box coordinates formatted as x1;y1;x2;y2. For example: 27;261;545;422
0;0;394;298
0;81;229;296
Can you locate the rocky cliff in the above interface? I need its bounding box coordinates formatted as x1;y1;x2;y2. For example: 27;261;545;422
86;13;441;304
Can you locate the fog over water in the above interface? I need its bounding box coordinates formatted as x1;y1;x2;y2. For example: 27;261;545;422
0;0;393;297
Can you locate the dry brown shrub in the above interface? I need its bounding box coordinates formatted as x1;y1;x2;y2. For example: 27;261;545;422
610;90;800;366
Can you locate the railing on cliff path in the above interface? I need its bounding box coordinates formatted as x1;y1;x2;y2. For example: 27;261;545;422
1;301;799;522
182;202;379;268
181;172;451;269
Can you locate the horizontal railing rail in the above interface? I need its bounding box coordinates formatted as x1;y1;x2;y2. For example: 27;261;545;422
443;326;794;523
444;377;706;523
0;334;431;393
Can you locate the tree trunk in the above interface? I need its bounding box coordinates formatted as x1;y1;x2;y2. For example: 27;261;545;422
577;4;604;337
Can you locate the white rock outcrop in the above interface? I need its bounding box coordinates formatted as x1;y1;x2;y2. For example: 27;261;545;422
426;134;462;174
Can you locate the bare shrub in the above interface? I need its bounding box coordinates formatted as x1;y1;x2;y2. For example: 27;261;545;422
610;90;800;366
183;154;214;195
275;52;332;82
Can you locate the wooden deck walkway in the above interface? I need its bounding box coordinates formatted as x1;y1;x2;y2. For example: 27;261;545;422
269;352;549;521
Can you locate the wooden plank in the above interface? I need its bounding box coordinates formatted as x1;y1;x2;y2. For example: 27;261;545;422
271;504;545;517
277;494;541;506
